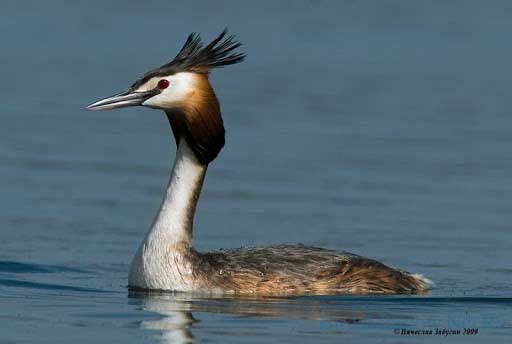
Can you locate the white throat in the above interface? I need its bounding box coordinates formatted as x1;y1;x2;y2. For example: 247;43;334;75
148;140;206;245
147;139;207;245
128;139;207;289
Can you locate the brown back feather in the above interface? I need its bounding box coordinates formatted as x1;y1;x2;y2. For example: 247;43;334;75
192;245;429;295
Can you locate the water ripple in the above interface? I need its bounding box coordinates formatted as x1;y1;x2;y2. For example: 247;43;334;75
0;260;86;274
0;278;111;293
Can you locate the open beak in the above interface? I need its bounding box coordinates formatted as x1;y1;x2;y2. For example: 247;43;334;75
86;89;159;111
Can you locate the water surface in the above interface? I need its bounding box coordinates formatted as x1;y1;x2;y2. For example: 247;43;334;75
1;1;511;342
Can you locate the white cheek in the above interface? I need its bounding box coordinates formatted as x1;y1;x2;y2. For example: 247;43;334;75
142;72;196;109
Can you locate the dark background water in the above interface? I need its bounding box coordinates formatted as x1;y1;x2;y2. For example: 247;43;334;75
1;0;511;342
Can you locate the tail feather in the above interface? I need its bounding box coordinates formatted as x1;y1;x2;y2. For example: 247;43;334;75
331;258;432;294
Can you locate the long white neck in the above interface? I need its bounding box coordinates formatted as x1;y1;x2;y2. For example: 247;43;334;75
147;139;207;247
128;139;207;290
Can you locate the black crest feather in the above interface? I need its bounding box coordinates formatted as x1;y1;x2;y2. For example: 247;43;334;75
132;30;245;88
170;29;245;71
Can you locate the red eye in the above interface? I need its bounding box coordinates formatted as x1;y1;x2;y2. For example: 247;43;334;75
157;79;170;89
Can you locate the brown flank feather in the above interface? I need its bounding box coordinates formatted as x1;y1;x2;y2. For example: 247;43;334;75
182;245;429;296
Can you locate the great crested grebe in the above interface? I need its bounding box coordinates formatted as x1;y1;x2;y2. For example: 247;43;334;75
87;30;430;295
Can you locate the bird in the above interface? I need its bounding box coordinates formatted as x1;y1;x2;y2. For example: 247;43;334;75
87;30;431;295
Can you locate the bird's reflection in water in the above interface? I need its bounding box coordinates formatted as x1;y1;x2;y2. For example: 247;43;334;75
129;290;197;343
129;290;404;343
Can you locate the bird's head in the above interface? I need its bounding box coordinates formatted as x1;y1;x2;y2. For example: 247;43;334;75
86;30;245;164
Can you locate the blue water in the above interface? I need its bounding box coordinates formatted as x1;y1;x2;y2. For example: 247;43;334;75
1;1;511;342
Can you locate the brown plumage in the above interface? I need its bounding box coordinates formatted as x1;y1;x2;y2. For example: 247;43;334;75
182;245;429;296
165;74;225;164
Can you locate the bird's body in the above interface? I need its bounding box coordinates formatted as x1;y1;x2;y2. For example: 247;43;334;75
88;30;431;295
132;244;428;295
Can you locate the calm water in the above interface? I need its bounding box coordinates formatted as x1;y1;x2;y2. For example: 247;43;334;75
1;1;511;342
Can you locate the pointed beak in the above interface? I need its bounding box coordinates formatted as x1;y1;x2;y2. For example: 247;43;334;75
86;89;159;111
